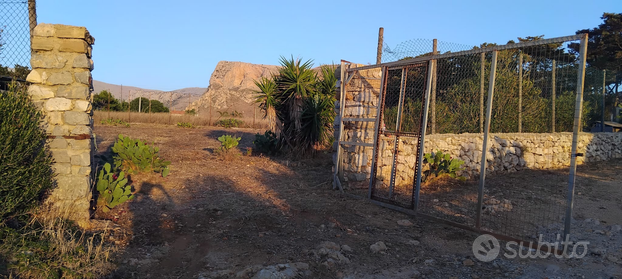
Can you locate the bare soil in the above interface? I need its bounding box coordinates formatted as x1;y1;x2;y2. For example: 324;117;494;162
93;124;622;279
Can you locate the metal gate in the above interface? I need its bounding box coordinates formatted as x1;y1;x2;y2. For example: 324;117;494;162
335;34;590;247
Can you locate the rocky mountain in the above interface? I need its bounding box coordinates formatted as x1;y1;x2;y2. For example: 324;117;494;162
187;61;279;117
92;80;205;111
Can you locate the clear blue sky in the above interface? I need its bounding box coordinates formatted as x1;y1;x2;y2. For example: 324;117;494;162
37;0;620;91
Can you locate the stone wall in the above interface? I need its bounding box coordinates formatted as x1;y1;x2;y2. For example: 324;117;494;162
27;24;95;225
335;65;622;185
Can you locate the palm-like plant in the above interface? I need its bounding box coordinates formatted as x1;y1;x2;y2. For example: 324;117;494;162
277;56;317;135
254;76;280;133
298;93;336;153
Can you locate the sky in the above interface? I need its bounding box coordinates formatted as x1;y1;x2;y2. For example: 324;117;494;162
34;0;621;91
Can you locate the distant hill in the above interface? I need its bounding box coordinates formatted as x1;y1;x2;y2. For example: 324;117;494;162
92;80;206;111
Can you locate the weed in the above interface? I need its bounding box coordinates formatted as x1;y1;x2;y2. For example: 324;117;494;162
218;135;241;153
176;122;194;128
253;130;280;155
100;118;130;127
216;118;244;128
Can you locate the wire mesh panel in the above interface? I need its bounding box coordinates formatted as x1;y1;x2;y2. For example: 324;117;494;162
370;62;428;208
382;39;473;63
0;0;33;76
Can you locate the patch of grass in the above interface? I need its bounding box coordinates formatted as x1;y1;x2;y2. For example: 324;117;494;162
0;210;116;279
100;118;130;127
216;118;244;128
176;122;194;128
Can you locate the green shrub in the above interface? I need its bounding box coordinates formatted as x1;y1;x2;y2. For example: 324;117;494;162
218;135;241;152
100;118;130;127
176;122;194;128
96;163;134;212
0;84;55;225
216;118;244;128
423;150;466;182
111;134;170;177
253;130;279;155
185;109;196;115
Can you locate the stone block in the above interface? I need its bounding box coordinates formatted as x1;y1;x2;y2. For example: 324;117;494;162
51;149;70;163
31;53;68;69
73;100;90;112
71;125;91;135
47;72;73;85
33;24;55;37
65;111;89;125
74;71;91;85
71;153;90;167
49;138;68;149
53;163;72;175
57;85;89;99
28;85;55;100
26;69;43;83
72;54;90;68
49;125;69;136
45;98;73;111
69;139;91;150
59;39;87;53
48;111;64;125
54;25;87;39
32;37;55;51
55;175;89;197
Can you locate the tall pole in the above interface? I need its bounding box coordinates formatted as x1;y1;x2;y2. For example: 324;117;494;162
148;92;152;123
169;92;173;125
551;60;557;133
476;50;498;229
376;27;384;64
138;95;142;113
479;52;485;133
601;70;606;132
253;106;256;128
518;53;523;133
430;39;438;134
107;88;110;119
128;89;131;123
564;34;588;239
28;0;37;39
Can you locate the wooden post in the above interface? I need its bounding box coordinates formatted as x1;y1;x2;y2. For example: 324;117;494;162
376;27;384;64
552;60;556;132
169;92;173;125
28;0;37;38
128;89;131;123
430;39;438;134
518;53;523;133
107;88;110;119
148;92;152;123
602;70;606;132
253;105;256;128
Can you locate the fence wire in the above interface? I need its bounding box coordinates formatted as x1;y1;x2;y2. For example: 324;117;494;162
382;39;474;63
0;0;33;81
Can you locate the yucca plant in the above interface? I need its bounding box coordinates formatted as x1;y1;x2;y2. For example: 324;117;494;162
277;56;317;137
254;76;280;133
298;93;335;153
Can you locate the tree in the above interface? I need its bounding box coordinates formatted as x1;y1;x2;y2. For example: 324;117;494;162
254;76;280;133
92;90;123;111
129;97;169;113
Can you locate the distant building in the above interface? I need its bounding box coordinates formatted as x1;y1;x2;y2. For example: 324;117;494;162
170;111;185;116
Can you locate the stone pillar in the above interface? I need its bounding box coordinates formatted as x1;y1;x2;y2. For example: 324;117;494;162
26;24;95;226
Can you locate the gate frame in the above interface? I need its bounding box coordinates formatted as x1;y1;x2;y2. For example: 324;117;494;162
334;33;588;247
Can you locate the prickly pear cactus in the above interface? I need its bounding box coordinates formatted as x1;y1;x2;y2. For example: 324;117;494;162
96;162;134;212
112;134;171;177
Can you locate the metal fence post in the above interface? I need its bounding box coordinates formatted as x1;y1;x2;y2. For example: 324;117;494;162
430;39;438;134
476;50;498;229
479;52;485;133
518;52;523;133
564;34;588;239
388;67;407;198
552;60;556;132
415;60;435;211
376;27;384;64
333;61;346;191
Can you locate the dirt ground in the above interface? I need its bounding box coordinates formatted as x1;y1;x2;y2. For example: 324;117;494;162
93;124;622;279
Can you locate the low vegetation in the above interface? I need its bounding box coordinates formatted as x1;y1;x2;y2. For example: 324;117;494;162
100;118;130;127
216;118;244;128
111;134;171;177
176;122;194;128
423;150;466;182
96;163;134;212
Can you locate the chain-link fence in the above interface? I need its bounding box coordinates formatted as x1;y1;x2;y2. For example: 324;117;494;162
0;0;35;85
382;39;474;63
336;34;608;247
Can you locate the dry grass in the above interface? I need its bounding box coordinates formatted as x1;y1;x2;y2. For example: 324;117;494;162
94;111;270;129
0;207;117;279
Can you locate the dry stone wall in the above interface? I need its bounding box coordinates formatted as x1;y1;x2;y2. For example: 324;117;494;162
336;65;622;184
27;24;95;225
